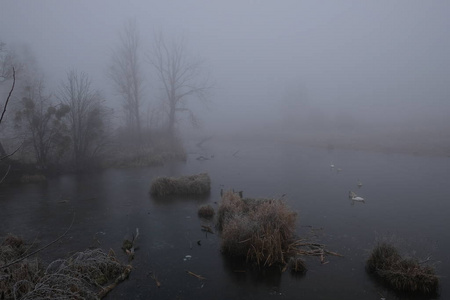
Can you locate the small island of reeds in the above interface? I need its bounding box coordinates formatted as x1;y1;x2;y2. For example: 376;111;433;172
216;191;341;271
366;242;439;295
150;173;211;197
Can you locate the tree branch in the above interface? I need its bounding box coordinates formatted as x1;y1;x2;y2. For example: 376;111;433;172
0;67;15;125
0;213;75;269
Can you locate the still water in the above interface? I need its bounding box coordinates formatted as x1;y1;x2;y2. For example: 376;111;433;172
1;139;449;299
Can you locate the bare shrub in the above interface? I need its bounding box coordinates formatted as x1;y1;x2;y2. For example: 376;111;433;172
150;173;210;197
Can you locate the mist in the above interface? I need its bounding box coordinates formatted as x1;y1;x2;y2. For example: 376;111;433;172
1;0;449;155
2;2;450;298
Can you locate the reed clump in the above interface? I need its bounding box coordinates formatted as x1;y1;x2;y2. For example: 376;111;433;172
217;191;297;267
288;256;307;274
198;204;215;219
150;173;211;197
366;243;439;295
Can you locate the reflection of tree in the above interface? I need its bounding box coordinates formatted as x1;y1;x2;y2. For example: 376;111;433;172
148;33;212;137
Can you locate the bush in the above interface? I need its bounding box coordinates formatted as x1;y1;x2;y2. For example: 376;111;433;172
150;173;211;197
366;243;439;294
217;191;297;267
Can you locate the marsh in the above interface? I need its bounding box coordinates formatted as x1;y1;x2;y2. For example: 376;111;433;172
1;138;449;299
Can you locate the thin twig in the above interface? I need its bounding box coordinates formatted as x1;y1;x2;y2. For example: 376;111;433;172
0;164;11;184
0;213;75;269
0;142;23;161
186;270;206;280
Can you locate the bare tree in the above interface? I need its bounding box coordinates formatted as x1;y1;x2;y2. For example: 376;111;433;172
15;79;70;169
59;70;107;169
109;19;144;143
147;33;211;137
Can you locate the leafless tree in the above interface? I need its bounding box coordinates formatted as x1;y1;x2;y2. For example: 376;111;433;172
109;19;144;143
15;79;70;169
59;70;107;169
147;33;212;137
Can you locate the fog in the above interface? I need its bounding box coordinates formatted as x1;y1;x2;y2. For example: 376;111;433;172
1;0;449;154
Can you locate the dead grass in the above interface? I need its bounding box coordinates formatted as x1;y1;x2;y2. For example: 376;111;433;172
150;173;211;197
198;204;215;219
366;242;439;295
288;256;307;274
1;234;130;299
217;191;297;267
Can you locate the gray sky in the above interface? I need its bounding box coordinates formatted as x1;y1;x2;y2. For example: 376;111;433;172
1;1;449;135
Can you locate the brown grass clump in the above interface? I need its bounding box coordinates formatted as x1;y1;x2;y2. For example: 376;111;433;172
198;204;215;219
217;191;297;267
150;173;211;197
288;256;307;274
366;243;439;295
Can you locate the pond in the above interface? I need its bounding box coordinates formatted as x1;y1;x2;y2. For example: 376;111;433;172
1;138;449;299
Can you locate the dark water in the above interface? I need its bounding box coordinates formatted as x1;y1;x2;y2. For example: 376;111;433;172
1;139;449;299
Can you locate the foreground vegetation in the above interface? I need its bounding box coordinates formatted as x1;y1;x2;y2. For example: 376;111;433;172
0;234;131;299
366;242;439;295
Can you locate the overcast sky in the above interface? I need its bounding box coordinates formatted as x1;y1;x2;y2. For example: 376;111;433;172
1;1;449;134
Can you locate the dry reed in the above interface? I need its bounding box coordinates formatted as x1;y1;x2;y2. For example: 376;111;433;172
150;173;211;197
217;191;297;267
198;204;215;219
366;243;439;295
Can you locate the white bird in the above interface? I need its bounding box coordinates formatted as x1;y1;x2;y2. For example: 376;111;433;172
330;162;335;169
349;191;365;201
357;179;363;188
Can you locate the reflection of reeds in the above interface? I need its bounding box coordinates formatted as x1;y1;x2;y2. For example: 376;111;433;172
217;191;297;267
366;243;439;294
150;173;211;197
198;204;215;219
